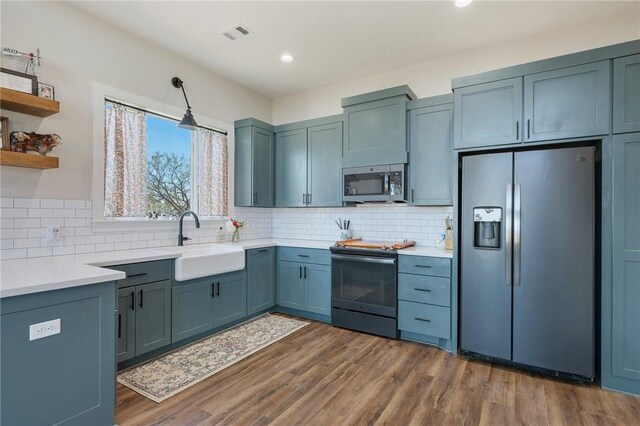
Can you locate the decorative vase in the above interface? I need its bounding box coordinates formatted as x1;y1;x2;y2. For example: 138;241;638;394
444;230;453;250
232;229;240;243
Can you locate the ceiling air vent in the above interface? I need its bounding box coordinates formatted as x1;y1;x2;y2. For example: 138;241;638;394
221;24;254;41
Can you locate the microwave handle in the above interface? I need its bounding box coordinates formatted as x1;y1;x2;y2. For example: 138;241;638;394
384;173;390;195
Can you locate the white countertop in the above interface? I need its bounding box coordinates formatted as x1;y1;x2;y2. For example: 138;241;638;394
0;239;452;298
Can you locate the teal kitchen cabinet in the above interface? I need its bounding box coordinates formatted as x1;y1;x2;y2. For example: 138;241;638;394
1;282;116;426
234;118;274;207
524;61;610;142
398;255;453;351
275;128;308;207
603;133;640;395
172;271;247;342
214;272;247;328
407;96;454;206
342;85;415;167
613;54;640;134
454;77;523;149
277;247;331;321
172;278;215;342
111;261;172;363
247;247;276;315
307;122;343;206
275;118;343;207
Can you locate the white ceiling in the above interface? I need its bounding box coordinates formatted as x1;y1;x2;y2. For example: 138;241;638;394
71;1;637;99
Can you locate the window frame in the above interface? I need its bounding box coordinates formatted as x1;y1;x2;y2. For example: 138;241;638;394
91;83;232;232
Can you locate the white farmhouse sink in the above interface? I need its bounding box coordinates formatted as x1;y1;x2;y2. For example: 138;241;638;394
160;244;245;281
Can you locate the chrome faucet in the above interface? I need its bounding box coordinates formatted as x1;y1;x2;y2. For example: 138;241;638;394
178;211;200;246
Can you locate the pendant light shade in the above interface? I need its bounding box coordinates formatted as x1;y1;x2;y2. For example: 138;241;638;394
171;76;199;130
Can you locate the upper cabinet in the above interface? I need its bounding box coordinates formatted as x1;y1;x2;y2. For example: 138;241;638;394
275;117;343;207
455;62;611;149
234;118;274;207
407;95;454;206
342;85;415;167
524;61;610;142
613;54;640;134
454;77;523;149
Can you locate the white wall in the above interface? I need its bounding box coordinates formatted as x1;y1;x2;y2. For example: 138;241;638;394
272;12;640;124
0;1;272;200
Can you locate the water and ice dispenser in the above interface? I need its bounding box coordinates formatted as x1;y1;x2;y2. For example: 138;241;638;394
473;207;502;249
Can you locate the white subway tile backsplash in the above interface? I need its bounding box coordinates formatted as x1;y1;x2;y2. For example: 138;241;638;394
0;198;453;260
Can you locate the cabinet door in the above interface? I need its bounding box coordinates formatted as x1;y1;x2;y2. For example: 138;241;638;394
612;133;640;381
343;97;408;167
234;125;253;207
134;280;171;356
275;128;308;207
214;273;247;328
304;264;331;316
308;122;343;206
277;261;305;310
614;54;640;134
408;103;453;205
171;280;215;343
524;61;610;142
252;126;275;207
117;288;136;363
454;77;523;149
247;248;276;315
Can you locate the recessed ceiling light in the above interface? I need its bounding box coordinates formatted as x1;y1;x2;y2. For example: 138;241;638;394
455;0;473;7
280;53;294;63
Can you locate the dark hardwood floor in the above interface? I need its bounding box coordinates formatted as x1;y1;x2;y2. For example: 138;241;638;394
116;317;640;425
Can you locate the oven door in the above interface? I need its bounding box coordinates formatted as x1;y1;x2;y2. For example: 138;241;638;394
331;253;397;318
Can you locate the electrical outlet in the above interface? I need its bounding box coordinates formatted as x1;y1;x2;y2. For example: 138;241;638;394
45;226;62;242
29;318;61;341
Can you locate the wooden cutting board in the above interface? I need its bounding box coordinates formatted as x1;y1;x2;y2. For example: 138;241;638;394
335;239;416;250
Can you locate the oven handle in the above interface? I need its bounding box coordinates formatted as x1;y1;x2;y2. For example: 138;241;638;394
330;254;396;265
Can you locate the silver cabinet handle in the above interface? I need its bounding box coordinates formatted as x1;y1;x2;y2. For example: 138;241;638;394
514;183;521;286
414;317;432;323
253;192;258;205
527;119;531;140
308;193;312;205
506;183;513;286
411;189;415;203
516;121;520;141
414;288;431;292
302;193;306;205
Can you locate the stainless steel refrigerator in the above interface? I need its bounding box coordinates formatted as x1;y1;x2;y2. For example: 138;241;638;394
460;146;595;379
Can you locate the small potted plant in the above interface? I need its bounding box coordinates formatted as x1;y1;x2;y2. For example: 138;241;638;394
227;218;247;242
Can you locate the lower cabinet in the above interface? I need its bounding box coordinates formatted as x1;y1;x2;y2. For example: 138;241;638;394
117;280;171;363
172;271;247;343
397;255;453;351
2;282;117;426
247;247;276;314
277;248;331;319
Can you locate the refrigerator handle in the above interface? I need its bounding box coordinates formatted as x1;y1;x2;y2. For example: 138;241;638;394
514;183;522;286
506;183;513;286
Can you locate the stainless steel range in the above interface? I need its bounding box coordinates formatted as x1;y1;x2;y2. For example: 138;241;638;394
330;240;414;338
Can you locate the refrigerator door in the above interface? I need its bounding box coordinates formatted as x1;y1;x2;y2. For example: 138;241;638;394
512;147;595;378
461;152;513;361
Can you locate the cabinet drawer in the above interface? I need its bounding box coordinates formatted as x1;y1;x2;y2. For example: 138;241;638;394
398;274;450;307
398;255;451;277
398;301;450;339
110;260;173;288
278;247;330;265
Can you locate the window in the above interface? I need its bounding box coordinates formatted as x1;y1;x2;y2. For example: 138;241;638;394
103;100;228;219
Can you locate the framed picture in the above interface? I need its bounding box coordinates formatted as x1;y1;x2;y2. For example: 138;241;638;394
0;68;37;95
0;116;9;151
38;82;55;100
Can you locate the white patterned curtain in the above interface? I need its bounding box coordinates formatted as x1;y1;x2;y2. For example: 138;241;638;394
104;104;147;217
196;129;228;216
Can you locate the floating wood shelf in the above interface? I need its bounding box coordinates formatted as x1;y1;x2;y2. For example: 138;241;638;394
0;151;59;169
0;88;60;117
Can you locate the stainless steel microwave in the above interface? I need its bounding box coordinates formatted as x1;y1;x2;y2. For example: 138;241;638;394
343;164;406;203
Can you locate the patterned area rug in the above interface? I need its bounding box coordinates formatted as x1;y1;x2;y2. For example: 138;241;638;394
117;314;309;402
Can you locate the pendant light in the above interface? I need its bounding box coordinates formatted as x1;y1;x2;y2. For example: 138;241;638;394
171;77;198;130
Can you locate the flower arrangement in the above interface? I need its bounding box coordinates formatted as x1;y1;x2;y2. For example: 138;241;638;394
227;218;247;242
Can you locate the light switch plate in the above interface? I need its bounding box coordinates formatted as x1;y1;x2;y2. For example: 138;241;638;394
29;318;61;341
